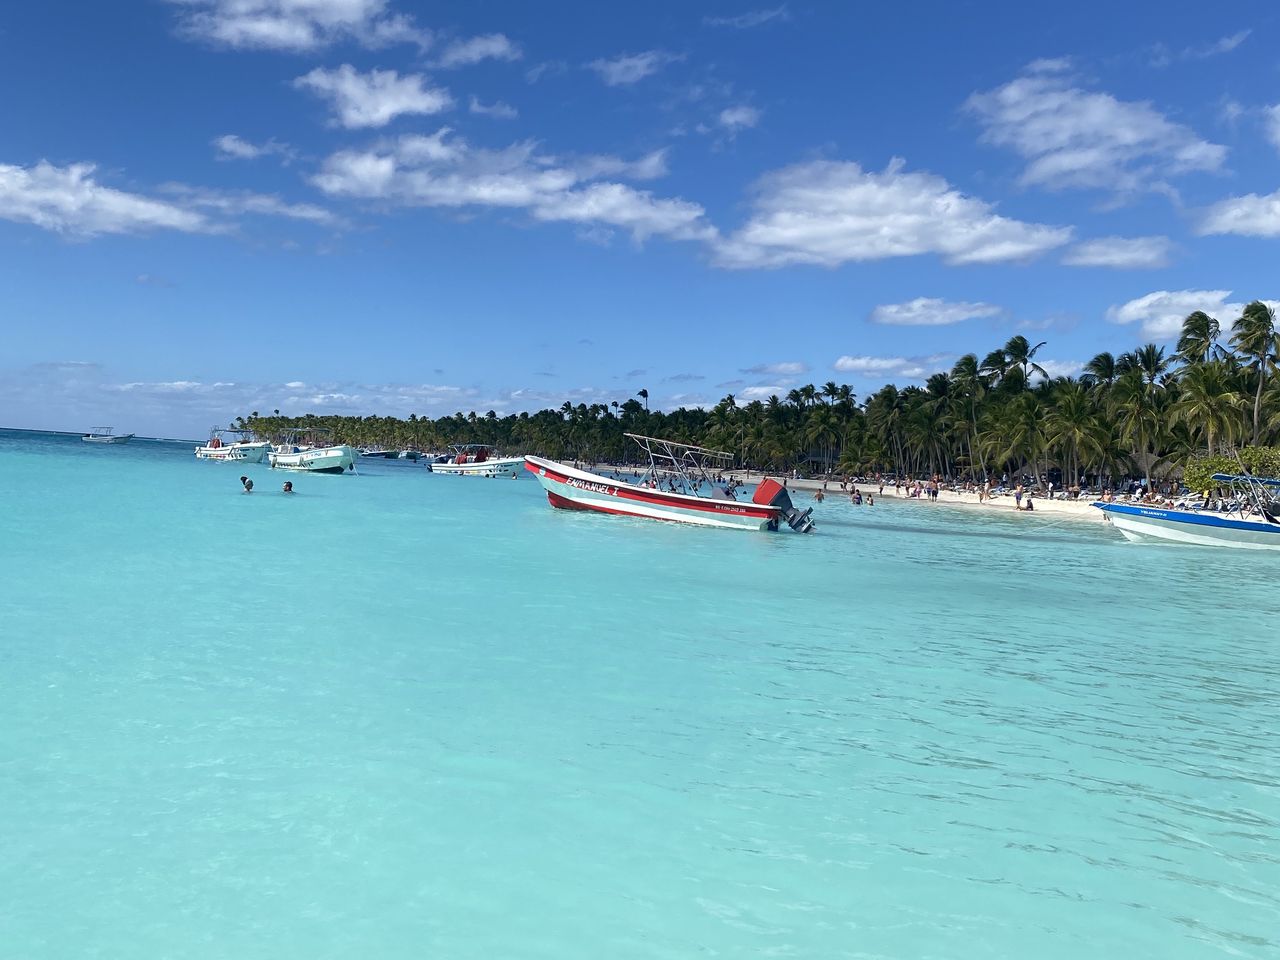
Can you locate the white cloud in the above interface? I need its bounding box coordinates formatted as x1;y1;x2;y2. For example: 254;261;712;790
740;361;809;375
718;105;761;132
0;161;209;236
295;64;452;129
587;50;682;86
704;6;789;28
312;128;713;245
1196;30;1251;57
714;158;1070;269
212;134;293;162
965;63;1226;194
1199;189;1280;237
531;183;713;242
1106;289;1280;339
1033;360;1085;380
1153;30;1251;66
159;185;338;225
435;33;521;68
525;61;567;84
1263;105;1280;153
468;96;518;119
739;385;787;400
869;297;1001;326
1061;235;1171;268
832;354;949;379
167;0;430;51
573;149;668;181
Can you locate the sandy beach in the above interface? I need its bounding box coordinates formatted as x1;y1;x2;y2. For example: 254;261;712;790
731;473;1105;522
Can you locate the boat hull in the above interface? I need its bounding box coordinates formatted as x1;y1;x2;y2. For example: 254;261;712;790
1096;503;1280;550
268;445;357;473
82;434;133;444
525;456;779;531
431;456;524;478
195;442;268;463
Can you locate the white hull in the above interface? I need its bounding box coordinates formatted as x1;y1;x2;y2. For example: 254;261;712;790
1099;504;1280;551
431;456;524;478
83;435;133;444
526;456;776;531
268;445;357;473
195;441;269;463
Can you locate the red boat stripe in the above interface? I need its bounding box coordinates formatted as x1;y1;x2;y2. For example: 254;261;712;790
546;490;742;525
527;460;777;518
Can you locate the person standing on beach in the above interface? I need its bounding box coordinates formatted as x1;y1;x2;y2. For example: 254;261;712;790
1014;484;1023;510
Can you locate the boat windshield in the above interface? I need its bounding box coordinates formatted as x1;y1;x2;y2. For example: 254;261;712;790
624;433;735;498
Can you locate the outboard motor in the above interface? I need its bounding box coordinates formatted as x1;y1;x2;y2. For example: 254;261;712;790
752;478;816;533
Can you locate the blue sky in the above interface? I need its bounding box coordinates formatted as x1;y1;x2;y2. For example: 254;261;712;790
3;1;1279;438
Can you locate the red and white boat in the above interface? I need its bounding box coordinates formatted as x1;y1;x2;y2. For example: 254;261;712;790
525;434;815;533
428;444;524;478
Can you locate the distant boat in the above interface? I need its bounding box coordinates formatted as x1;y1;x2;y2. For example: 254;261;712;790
398;450;420;461
359;448;399;459
82;427;134;444
1096;472;1280;550
268;429;357;474
428;444;524;478
195;426;269;463
526;433;815;533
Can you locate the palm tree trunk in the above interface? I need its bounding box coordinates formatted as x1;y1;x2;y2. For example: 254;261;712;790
1253;367;1265;445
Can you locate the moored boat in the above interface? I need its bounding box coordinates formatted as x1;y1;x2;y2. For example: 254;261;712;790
525;434;815;533
268;429;357;474
428;444;524;478
82;427;134;444
1095;472;1280;550
195;426;270;463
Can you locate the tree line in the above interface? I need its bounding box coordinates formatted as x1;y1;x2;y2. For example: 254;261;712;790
240;300;1279;484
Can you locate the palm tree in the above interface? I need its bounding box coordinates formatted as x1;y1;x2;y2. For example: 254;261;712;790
1002;335;1048;387
1043;380;1102;485
637;388;649;411
1176;310;1221;366
1230;300;1278;444
950;354;988;479
1174;361;1246;454
1081;352;1119;389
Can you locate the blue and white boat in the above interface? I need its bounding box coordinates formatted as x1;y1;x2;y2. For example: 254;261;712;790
1095;473;1280;550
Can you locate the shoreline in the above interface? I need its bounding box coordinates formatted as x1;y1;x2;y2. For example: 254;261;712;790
588;463;1103;523
743;474;1103;522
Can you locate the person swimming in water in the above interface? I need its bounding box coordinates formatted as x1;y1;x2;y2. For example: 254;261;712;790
240;476;253;493
282;481;293;494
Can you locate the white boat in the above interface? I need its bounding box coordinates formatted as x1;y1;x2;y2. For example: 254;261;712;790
195;427;270;463
428;444;524;478
525;434;815;533
82;427;133;444
1095;472;1280;550
267;429;357;474
359;447;399;459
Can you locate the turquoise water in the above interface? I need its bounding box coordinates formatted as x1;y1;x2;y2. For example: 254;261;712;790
1;429;1276;959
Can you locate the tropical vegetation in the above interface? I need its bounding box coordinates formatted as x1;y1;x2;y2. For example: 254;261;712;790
241;301;1280;487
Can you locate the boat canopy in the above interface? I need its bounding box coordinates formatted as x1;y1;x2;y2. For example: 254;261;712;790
1210;473;1280;487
